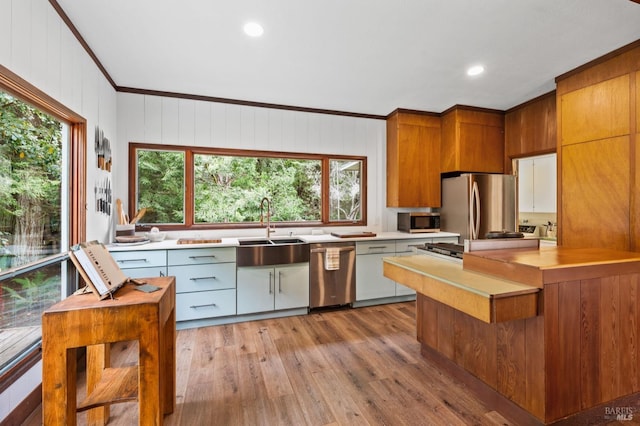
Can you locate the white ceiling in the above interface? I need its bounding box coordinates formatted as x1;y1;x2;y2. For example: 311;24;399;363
56;0;640;116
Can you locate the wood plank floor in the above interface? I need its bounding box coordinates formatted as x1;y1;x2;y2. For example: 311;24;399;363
22;302;636;425
20;303;638;426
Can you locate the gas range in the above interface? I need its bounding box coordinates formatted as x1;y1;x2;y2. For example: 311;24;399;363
415;242;465;261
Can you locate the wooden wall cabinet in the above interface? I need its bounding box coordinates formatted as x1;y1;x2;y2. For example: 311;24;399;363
440;106;505;174
386;110;441;207
556;41;640;251
504;91;557;174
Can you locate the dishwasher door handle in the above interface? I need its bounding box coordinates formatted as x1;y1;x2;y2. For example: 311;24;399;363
310;247;355;254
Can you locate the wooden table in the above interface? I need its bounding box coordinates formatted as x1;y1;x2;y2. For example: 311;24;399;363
42;276;176;425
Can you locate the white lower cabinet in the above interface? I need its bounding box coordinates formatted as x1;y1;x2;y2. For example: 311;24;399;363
168;247;237;322
356;237;459;302
176;289;236;321
237;263;309;315
110;250;167;279
356;241;396;301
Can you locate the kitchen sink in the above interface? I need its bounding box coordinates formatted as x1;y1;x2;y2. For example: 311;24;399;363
236;238;309;266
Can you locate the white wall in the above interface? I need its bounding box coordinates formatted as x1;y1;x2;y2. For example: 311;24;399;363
0;0;117;421
116;93;396;237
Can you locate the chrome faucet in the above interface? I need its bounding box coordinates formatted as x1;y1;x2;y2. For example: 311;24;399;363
260;197;276;238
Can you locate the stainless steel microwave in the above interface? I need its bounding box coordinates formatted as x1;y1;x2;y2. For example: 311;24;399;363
397;212;440;233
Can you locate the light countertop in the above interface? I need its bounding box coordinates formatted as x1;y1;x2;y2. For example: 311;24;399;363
107;231;460;251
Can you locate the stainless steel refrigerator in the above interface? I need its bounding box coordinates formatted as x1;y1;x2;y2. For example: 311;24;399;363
440;173;517;243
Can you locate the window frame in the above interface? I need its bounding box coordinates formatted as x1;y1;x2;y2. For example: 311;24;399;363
0;64;86;386
128;142;367;230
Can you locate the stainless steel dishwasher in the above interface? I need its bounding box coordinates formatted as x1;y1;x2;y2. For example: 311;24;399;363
309;242;356;309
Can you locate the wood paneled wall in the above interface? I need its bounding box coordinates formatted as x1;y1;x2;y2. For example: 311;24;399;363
417;268;640;423
556;40;640;251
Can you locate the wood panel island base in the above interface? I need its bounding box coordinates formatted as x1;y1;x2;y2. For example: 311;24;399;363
383;247;640;425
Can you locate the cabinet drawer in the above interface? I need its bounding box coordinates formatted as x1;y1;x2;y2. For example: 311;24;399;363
431;236;459;244
168;247;235;265
121;267;167;280
395;239;433;253
356;240;395;255
176;289;236;321
168;263;236;293
111;250;166;269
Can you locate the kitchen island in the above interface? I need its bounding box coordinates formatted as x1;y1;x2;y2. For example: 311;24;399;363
384;246;640;425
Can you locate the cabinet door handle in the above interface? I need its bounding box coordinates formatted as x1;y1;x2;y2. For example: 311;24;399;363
117;258;148;263
189;255;216;260
278;271;282;293
269;271;273;294
189;303;217;309
189;276;217;281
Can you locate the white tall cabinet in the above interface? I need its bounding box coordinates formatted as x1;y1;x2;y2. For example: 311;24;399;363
518;153;557;213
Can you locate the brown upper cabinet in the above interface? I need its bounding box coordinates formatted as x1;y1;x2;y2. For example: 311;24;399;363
386;110;441;207
504;91;557;173
441;106;505;174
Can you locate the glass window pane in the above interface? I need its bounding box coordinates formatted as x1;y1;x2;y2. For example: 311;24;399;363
194;154;321;223
0;262;64;373
0;91;65;269
0;90;69;374
136;149;185;224
329;159;362;222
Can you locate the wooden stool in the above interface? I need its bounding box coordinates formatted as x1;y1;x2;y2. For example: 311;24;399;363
42;276;176;425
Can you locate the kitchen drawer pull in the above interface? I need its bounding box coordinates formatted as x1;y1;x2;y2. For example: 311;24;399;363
189;303;217;309
117;258;149;263
367;246;388;250
189;276;217;281
189;255;217;260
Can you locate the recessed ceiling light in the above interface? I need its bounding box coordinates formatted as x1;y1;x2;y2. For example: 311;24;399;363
467;65;485;76
243;22;264;37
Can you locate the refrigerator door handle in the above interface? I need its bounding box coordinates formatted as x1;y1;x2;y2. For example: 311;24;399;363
471;181;481;239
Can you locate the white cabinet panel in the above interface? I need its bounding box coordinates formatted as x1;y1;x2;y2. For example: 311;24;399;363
237;266;274;314
121;266;167;280
111;250;167;269
274;263;309;311
356;240;395;255
176;289;236;321
533;154;557;213
168;247;235;265
356;252;395;300
237;263;309;314
518;158;535;212
169;263;236;293
395;238;433;253
518;154;556;213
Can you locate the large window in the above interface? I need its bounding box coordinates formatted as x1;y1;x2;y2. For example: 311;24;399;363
0;65;85;382
130;144;366;229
